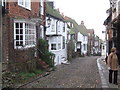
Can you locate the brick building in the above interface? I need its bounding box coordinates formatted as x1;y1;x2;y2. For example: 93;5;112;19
104;0;120;64
2;1;44;71
87;29;95;55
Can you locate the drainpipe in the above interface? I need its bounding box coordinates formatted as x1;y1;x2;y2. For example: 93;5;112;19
44;0;46;40
56;20;58;35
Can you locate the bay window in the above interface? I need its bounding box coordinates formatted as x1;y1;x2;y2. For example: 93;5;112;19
14;20;36;49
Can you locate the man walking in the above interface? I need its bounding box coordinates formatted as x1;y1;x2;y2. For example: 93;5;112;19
107;47;119;85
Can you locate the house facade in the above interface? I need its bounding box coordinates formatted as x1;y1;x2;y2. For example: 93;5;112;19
78;21;88;55
2;1;43;70
46;3;67;66
64;17;88;56
87;29;95;55
94;35;101;55
64;16;78;53
104;0;120;62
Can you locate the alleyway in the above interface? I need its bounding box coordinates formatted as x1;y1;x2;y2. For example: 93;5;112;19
22;56;102;88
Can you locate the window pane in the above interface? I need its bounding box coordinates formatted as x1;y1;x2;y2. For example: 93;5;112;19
20;41;23;46
20;29;23;34
20;35;23;40
20;23;23;28
16;35;19;40
25;23;27;28
51;44;56;50
16;23;19;28
25;29;28;34
16;29;19;34
16;41;19;46
25;41;28;45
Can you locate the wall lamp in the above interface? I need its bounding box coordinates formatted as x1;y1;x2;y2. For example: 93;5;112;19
46;17;51;28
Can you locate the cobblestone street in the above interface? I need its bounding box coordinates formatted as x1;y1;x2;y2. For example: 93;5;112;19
22;56;102;88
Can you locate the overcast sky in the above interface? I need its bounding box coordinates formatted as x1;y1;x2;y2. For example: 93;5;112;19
49;0;110;40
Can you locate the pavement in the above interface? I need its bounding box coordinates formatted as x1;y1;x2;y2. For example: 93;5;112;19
2;56;120;89
22;56;102;88
97;56;120;89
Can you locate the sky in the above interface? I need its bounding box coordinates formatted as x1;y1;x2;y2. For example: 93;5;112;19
49;0;110;40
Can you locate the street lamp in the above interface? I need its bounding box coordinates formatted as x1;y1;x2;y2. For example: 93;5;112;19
46;17;51;28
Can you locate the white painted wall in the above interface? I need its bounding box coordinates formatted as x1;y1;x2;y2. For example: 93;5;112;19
77;32;83;42
46;17;68;66
77;33;88;55
46;17;57;35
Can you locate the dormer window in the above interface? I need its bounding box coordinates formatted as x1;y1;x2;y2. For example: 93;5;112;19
70;22;74;28
18;0;31;10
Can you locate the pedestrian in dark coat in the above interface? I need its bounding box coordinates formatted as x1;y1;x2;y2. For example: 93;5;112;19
107;47;119;85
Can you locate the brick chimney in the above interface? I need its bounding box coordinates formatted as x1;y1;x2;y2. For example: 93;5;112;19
61;13;64;17
81;21;84;25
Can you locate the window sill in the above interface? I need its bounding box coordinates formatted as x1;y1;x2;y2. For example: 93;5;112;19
50;49;62;52
18;4;31;11
14;45;35;50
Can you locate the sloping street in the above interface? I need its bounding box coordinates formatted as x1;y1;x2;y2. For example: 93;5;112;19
22;56;102;88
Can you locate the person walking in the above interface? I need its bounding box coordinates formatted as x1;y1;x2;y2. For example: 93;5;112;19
107;47;119;85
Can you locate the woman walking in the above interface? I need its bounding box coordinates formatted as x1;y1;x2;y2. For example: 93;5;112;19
107;47;119;85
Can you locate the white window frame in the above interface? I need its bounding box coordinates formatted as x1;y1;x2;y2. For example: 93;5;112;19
63;22;65;32
18;0;31;10
58;43;61;50
57;21;60;32
83;44;86;51
51;23;55;32
14;20;36;49
62;36;65;49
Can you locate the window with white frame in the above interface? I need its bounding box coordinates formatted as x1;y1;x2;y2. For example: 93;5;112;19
58;21;60;32
83;44;86;51
51;19;55;32
58;43;61;50
83;36;85;41
51;44;56;50
51;24;55;32
63;23;65;32
18;0;31;10
62;36;65;49
14;21;36;49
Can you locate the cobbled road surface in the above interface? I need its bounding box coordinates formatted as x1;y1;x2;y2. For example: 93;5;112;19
23;56;102;88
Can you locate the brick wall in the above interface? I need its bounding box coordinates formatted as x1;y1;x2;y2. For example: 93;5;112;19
2;1;41;63
8;2;40;18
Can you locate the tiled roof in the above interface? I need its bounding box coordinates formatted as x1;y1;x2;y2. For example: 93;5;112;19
46;3;63;20
64;16;79;34
64;16;88;36
79;23;88;36
95;35;99;40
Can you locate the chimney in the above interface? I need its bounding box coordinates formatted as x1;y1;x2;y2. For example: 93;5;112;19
57;8;60;12
81;21;84;25
61;13;64;17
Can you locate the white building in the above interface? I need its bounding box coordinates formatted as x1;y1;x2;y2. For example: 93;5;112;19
46;3;68;66
64;18;88;56
77;21;88;55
